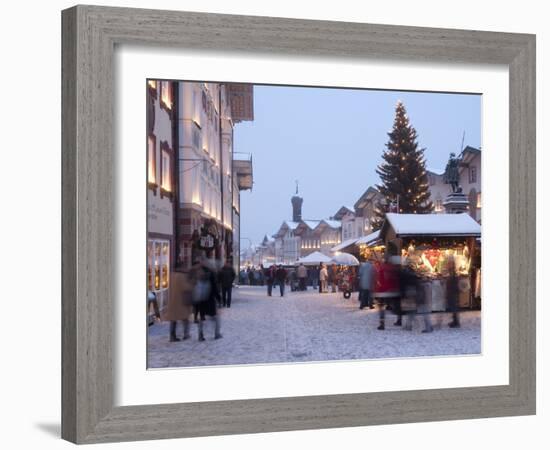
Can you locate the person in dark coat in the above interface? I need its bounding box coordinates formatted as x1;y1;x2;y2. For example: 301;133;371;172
264;265;275;296
219;260;236;308
275;265;287;297
190;259;222;341
446;255;460;328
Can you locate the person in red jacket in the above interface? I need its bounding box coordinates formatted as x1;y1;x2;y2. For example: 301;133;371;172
373;257;401;330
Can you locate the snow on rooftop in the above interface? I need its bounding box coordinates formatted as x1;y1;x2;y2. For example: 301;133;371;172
331;237;359;252
356;230;381;245
303;220;321;229
285;221;300;230
322;219;341;229
385;213;481;236
297;251;332;265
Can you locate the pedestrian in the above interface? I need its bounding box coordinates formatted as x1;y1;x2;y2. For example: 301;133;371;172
297;263;308;291
358;261;374;309
165;270;192;342
219;259;236;308
446;255;461;328
264;264;275;296
275;265;287;297
191;259;222;341
374;256;401;330
147;290;161;323
248;267;255;286
319;263;328;293
328;264;336;293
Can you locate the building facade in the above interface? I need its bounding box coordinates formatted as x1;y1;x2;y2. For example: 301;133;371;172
147;80;254;311
176;82;254;270
146;80;178;312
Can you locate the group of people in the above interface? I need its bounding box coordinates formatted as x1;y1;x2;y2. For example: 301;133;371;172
356;255;462;332
148;257;237;343
263;264;290;297
239;266;265;286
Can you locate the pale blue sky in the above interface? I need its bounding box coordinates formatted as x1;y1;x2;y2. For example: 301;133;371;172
234;85;481;246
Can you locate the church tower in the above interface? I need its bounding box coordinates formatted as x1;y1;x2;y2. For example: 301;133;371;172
291;180;303;222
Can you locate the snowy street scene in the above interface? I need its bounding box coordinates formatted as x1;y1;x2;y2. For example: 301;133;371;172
147;80;482;369
148;286;481;368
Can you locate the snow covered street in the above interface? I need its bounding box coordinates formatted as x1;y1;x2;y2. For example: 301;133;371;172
147;285;481;369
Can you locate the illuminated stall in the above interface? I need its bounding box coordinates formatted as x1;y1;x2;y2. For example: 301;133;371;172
379;213;481;310
356;230;385;263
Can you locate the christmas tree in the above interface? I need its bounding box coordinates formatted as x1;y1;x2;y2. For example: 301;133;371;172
372;101;433;230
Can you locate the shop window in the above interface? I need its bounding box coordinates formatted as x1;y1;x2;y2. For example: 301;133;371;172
477;192;482;208
148;239;170;292
160;81;173;111
469;166;477;183
147;135;157;192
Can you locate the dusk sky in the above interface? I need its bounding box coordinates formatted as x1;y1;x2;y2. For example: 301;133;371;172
234;85;481;247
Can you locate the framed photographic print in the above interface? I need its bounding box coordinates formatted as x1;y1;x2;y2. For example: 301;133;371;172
62;5;536;444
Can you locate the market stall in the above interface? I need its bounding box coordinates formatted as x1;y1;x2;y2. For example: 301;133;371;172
356;230;385;263
379;213;481;310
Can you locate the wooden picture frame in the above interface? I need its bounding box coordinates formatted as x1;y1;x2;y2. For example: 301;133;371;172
61;5;536;444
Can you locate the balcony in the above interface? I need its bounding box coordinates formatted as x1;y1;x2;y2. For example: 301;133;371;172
233;152;253;191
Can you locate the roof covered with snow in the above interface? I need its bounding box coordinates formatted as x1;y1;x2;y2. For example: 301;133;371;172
383;213;481;237
331;237;359;252
356;230;381;245
322;219;341;229
302;220;321;230
297;251;332;265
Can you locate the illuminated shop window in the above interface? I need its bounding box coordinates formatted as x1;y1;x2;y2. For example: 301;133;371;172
148;239;170;292
477;192;482;208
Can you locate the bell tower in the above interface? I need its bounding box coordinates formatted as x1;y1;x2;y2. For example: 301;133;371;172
291;180;303;222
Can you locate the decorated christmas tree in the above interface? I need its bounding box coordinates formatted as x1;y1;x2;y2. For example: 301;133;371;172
372;101;433;230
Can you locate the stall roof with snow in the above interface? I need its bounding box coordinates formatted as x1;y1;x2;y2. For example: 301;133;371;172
381;213;481;238
331;237;359;252
356;229;381;246
297;251;332;265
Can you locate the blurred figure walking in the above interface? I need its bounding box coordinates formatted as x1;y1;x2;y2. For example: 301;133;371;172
446;255;461;328
191;259;222;341
219;260;236;308
297;263;308;291
165;271;192;342
358;261;374;309
147;290;161;323
374;257;401;330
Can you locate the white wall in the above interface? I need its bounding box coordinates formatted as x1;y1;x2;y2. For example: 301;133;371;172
1;1;546;450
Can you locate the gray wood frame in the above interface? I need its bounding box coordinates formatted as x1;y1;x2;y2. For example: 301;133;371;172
62;5;536;444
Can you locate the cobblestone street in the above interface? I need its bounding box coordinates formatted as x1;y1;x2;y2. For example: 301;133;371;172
147;285;481;369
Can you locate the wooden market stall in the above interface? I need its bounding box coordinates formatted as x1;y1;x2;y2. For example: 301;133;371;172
378;213;482;310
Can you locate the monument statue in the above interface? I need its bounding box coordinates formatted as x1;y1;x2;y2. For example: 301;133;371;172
443;152;460;193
